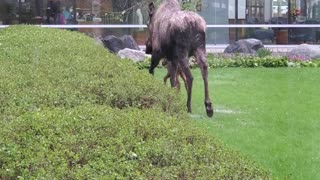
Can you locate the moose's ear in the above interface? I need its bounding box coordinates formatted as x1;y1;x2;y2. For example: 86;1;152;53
148;2;155;15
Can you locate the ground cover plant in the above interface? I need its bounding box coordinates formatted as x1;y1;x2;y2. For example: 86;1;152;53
0;25;269;179
137;52;320;69
206;53;320;68
155;68;320;179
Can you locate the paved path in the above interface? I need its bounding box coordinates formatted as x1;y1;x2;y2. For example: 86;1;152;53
141;44;320;55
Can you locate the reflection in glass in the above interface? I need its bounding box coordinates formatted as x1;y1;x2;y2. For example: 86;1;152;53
1;0;320;45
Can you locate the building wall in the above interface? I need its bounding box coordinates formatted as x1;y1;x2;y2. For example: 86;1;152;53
1;0;320;45
199;0;229;44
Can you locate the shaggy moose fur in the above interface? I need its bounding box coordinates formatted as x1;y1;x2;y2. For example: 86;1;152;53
146;0;213;117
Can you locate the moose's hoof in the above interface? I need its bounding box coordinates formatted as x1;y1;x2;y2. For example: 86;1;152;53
205;102;214;117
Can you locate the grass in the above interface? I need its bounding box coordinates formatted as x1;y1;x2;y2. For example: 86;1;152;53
155;67;320;179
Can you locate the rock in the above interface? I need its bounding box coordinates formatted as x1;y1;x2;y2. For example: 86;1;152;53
117;48;147;62
101;35;140;53
224;38;264;54
288;44;320;60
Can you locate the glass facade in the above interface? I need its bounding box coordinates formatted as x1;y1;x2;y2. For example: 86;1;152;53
199;0;229;44
1;0;320;45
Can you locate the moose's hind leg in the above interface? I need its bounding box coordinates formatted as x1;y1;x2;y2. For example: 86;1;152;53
179;58;193;113
166;60;179;88
195;48;213;117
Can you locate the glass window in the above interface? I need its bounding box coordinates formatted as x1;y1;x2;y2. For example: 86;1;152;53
248;0;265;23
199;0;229;44
272;0;288;17
0;0;19;25
2;0;320;45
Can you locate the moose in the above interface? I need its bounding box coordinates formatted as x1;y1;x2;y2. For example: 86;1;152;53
145;0;213;117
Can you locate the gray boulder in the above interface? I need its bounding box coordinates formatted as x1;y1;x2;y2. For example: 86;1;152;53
101;35;140;53
117;48;148;62
288;44;320;60
224;38;264;54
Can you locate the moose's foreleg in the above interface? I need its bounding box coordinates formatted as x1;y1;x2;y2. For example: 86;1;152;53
195;48;213;117
179;58;193;113
149;52;162;75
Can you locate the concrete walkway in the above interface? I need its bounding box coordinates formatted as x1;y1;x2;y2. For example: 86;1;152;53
140;44;320;54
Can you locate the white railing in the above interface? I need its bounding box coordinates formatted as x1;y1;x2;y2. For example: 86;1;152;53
2;24;319;51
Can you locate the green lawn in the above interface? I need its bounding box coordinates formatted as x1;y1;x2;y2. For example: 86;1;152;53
155;67;320;179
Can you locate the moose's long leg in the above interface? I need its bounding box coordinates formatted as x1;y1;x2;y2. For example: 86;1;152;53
195;48;213;117
179;57;193;113
166;61;178;88
178;67;188;92
164;61;183;90
163;72;170;85
149;52;162;75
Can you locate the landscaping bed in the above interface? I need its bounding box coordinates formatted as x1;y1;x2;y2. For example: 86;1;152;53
136;48;320;69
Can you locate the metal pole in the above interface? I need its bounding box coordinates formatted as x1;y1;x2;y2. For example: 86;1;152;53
288;0;291;24
18;0;22;23
73;0;77;22
235;0;238;41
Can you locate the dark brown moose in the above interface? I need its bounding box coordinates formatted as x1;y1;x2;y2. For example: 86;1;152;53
145;0;213;117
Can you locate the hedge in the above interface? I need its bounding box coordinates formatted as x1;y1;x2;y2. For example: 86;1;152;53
0;25;270;179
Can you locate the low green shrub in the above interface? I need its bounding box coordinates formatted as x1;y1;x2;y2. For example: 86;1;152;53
206;54;319;68
0;105;269;179
137;53;319;69
256;48;273;58
0;25;184;120
206;54;289;68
